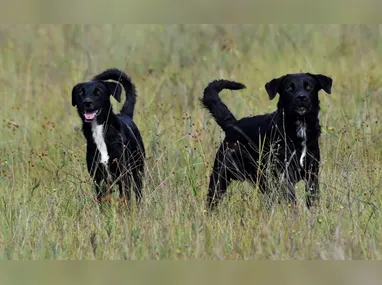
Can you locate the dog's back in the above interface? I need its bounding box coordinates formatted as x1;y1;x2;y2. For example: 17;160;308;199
117;114;145;156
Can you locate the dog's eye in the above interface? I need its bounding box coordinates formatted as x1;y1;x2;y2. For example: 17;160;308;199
305;84;312;91
286;86;293;92
95;90;101;97
78;90;83;96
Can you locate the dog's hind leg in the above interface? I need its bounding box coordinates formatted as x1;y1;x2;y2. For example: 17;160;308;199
207;169;232;211
132;168;144;204
118;171;143;206
207;146;238;211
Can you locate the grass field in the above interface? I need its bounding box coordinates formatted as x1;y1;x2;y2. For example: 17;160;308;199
0;24;381;259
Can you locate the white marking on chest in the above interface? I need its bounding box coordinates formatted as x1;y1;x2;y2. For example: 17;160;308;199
296;121;307;167
91;122;109;166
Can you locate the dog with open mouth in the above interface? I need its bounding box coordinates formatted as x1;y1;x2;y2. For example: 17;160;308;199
72;68;145;204
201;73;333;211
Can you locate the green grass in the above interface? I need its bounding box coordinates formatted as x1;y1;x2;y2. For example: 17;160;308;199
0;24;381;259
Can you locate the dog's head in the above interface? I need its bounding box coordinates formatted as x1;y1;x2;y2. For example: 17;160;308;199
265;73;332;117
72;80;122;123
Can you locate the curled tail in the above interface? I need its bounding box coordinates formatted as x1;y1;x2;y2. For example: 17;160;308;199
92;68;137;118
200;79;246;132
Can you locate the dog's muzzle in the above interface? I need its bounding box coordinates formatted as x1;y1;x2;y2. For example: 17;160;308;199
295;95;311;115
295;105;310;115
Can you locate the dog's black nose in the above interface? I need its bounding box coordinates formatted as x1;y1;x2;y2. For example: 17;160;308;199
83;98;93;108
297;94;308;102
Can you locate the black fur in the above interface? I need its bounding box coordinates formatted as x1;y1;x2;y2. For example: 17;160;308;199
201;73;333;211
201;80;246;132
72;68;145;204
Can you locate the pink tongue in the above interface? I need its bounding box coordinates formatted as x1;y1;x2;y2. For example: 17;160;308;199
84;112;96;120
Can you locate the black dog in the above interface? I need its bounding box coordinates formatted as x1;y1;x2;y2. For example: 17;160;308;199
201;73;332;211
72;68;145;204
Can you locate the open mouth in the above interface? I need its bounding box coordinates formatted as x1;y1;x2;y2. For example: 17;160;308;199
84;109;101;122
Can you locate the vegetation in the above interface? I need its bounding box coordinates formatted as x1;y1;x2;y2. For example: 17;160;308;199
0;24;381;259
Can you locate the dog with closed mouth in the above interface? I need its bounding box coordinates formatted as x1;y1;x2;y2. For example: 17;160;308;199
201;73;332;211
72;68;145;204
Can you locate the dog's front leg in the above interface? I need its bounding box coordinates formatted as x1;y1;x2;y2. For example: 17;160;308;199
105;180;112;202
93;169;111;203
279;177;299;214
305;147;320;209
95;182;107;203
279;168;298;210
118;177;131;204
281;176;297;208
305;162;320;208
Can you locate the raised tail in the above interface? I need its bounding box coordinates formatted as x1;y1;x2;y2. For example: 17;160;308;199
200;79;246;132
92;68;137;118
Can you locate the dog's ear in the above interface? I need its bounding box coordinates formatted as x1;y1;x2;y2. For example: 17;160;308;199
308;73;333;94
265;76;286;100
71;83;83;107
103;81;122;102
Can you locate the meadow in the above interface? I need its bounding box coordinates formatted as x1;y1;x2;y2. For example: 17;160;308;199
0;24;381;259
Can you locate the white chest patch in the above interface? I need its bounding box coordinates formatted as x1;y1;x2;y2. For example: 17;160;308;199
91;122;109;166
296;121;307;167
